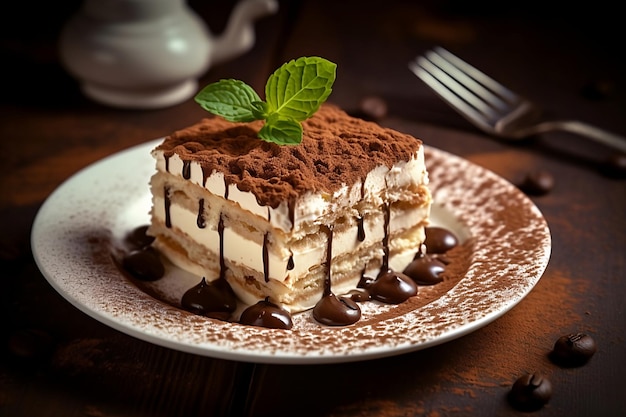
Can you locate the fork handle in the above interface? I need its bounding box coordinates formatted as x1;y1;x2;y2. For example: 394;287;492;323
549;120;626;153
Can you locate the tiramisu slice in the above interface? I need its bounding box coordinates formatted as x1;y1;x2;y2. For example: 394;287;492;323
147;104;431;314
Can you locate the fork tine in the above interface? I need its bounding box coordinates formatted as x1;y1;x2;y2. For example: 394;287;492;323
411;48;626;151
409;47;523;131
432;46;518;103
409;57;494;132
425;48;512;113
415;54;499;116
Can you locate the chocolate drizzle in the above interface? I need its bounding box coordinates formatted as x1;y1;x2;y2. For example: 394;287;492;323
197;199;206;228
262;233;270;282
381;202;391;270
358;182;366;242
355;202;419;305
201;165;210;187
323;225;334;297
122;220;460;328
180;212;238;319
313;225;362;326
164;186;172;228
218;214;226;280
182;161;191;179
357;216;365;242
288;199;295;230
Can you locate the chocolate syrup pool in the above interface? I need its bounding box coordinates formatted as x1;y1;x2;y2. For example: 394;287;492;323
119;225;459;330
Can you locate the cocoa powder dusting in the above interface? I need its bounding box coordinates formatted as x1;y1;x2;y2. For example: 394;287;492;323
323;270;587;417
433;262;581;394
435;151;592;386
155;104;422;208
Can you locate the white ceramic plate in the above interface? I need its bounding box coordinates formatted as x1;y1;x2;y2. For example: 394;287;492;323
31;140;551;364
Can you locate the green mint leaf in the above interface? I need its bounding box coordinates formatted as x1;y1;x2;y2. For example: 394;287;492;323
265;56;336;121
194;57;337;145
251;101;270;120
194;79;262;122
258;114;303;145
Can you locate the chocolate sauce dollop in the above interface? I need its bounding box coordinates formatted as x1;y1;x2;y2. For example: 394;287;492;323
181;277;237;317
402;226;458;285
313;294;361;326
122;247;164;281
123;216;462;328
367;269;417;304
424;227;458;254
125;225;155;249
239;298;293;329
403;255;446;285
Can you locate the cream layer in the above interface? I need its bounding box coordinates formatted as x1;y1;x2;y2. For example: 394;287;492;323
151;195;430;283
152;147;429;233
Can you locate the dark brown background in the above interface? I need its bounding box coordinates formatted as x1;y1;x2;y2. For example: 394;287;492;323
1;1;624;416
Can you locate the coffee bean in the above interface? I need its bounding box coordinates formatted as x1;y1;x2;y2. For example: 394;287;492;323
550;332;597;366
518;170;555;196
356;96;388;121
508;373;552;411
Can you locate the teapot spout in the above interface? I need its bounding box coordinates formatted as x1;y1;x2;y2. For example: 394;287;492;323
211;0;279;66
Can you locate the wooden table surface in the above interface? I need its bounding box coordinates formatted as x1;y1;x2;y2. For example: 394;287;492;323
1;1;624;416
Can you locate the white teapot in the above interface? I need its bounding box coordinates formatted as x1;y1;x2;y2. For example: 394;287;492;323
59;0;278;109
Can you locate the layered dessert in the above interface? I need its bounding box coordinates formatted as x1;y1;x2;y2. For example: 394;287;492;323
147;104;432;314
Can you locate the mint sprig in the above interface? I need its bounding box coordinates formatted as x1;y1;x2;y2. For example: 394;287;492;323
194;56;337;145
194;79;262;122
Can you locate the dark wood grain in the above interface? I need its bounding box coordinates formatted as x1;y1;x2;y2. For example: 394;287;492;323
1;1;624;416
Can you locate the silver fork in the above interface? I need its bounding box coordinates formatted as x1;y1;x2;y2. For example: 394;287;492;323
409;46;626;153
